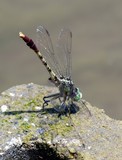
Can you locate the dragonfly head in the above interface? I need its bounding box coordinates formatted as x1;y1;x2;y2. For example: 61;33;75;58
73;87;82;101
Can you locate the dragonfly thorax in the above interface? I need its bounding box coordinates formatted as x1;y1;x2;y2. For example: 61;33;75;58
58;78;82;101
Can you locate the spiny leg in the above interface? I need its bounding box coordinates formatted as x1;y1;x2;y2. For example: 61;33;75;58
43;93;68;117
80;99;92;117
67;101;79;114
57;102;67;118
43;93;60;110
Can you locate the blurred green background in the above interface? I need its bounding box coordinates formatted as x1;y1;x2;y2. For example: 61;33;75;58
0;0;122;119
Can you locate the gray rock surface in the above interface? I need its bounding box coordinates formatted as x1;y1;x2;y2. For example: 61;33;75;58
0;84;122;160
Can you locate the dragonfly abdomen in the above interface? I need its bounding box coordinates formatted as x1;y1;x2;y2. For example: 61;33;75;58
19;32;59;85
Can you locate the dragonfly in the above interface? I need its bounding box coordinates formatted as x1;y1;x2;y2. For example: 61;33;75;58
19;26;91;117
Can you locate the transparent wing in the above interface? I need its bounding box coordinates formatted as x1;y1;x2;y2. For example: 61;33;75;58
77;99;91;117
50;98;91;118
36;26;62;77
56;28;72;78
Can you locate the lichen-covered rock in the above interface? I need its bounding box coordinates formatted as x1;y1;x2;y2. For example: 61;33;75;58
0;84;122;160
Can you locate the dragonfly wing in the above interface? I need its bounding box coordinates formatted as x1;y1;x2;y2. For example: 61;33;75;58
56;28;72;78
73;100;92;117
36;26;62;77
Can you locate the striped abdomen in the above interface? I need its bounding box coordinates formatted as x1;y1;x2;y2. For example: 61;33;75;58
19;32;59;85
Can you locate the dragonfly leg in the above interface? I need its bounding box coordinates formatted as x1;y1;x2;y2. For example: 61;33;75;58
80;99;92;116
57;102;67;117
42;93;60;110
63;100;79;116
53;95;67;117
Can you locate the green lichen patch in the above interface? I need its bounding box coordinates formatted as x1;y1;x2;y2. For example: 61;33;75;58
0;84;122;160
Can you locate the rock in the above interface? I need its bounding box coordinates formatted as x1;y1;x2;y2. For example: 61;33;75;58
0;83;122;160
1;105;8;112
